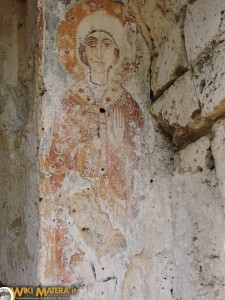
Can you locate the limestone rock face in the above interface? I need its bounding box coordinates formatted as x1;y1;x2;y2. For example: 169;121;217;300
194;36;225;119
151;26;188;98
0;83;29;133
0;0;39;286
150;71;209;146
212;118;225;211
151;36;225;147
184;0;225;62
166;0;188;15
179;136;213;173
151;71;199;127
1;0;225;299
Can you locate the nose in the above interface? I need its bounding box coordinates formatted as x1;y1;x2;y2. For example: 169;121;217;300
95;43;103;59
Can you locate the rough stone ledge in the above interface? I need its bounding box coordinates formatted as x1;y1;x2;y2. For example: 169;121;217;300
150;37;225;148
151;111;213;148
151;71;210;147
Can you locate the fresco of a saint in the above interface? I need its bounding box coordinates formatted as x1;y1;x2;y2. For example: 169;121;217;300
40;0;146;285
49;10;143;203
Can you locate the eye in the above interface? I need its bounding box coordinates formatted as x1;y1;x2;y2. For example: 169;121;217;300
102;39;113;49
104;42;111;47
85;36;98;48
86;40;97;48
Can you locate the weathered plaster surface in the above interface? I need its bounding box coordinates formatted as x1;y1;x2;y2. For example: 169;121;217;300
39;0;153;292
1;0;225;299
36;1;225;299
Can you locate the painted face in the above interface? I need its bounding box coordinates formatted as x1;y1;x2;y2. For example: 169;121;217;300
84;31;117;73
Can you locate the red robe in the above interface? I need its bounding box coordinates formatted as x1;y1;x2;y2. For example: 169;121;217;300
49;77;144;201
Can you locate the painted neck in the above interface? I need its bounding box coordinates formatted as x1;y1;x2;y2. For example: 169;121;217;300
90;70;108;86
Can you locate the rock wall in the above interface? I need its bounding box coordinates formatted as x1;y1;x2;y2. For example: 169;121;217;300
37;0;225;299
0;0;39;286
1;0;225;299
148;0;225;299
